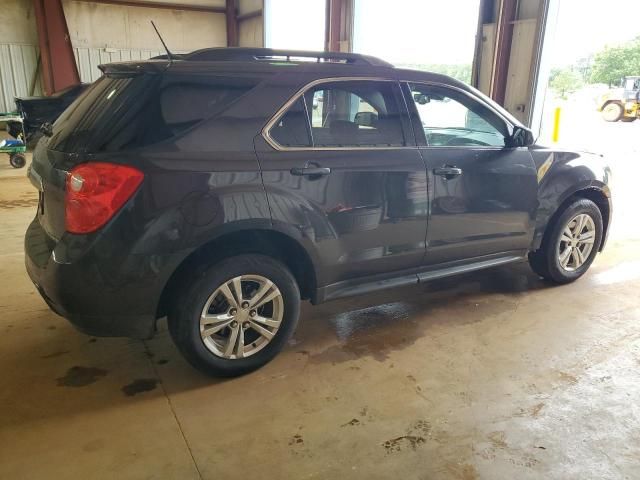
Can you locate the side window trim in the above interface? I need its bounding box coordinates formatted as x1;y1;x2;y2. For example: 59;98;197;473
262;77;416;151
402;80;515;149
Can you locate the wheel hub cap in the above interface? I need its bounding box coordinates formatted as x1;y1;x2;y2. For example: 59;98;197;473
557;213;596;272
199;274;284;359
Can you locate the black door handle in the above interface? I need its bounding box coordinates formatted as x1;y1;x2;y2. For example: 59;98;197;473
433;166;462;179
290;167;331;176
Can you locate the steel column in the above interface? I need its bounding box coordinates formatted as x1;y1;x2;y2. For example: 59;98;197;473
324;0;352;52
33;0;80;95
226;0;239;47
490;0;517;105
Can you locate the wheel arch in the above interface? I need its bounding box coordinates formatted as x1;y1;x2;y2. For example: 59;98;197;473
534;186;611;253
156;228;318;320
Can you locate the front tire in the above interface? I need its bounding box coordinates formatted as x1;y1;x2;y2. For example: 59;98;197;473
601;102;623;122
528;198;603;284
168;254;300;377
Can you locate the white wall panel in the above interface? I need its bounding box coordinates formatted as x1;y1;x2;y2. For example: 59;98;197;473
0;44;42;113
74;47;167;83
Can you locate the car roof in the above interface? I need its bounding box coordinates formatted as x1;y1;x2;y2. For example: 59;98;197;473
101;47;432;79
98;47;525;128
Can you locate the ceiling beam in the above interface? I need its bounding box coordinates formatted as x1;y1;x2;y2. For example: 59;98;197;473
237;9;262;22
72;0;227;14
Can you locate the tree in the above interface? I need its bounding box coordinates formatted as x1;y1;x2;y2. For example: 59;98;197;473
589;37;640;86
549;68;583;98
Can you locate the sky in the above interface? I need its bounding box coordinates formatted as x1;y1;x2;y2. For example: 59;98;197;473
264;0;640;68
549;0;640;67
353;0;480;65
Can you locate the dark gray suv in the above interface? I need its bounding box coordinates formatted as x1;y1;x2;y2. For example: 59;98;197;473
25;48;612;376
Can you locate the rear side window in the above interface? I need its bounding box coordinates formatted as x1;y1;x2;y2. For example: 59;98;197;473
49;73;260;153
268;80;406;148
269;98;312;147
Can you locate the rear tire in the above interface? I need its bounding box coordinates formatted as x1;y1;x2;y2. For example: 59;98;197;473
528;199;603;284
620;117;637;123
168;254;300;377
601;102;623;122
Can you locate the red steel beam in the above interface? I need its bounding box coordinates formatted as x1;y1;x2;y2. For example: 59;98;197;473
226;0;238;47
33;0;80;95
325;0;342;52
490;0;517;105
72;0;226;13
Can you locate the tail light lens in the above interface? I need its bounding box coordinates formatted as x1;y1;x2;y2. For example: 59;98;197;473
65;162;144;234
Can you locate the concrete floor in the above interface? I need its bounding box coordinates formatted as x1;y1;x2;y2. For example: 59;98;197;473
1;118;639;479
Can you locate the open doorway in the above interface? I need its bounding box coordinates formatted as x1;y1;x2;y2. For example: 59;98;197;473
353;0;480;84
537;0;640;240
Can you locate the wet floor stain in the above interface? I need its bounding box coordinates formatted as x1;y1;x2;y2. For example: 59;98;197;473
156;359;169;365
487;431;508;449
340;418;361;427
88;338;97;343
556;371;579;385
56;366;108;387
445;462;479;480
0;198;38;209
530;402;545;417
303;267;541;365
288;434;304;445
40;350;70;359
121;378;159;396
382;435;426;453
382;420;432;453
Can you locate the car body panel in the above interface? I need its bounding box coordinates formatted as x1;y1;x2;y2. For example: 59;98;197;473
23;52;613;339
528;147;612;251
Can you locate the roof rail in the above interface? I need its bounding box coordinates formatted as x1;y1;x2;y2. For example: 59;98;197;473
183;47;393;67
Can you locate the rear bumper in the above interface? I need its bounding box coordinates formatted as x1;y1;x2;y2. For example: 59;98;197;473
24;218;176;339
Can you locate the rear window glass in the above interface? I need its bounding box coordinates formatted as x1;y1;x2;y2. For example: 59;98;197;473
49;72;260;153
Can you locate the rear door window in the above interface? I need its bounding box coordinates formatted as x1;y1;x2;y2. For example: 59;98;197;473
49;73;260;153
307;81;406;147
268;80;407;149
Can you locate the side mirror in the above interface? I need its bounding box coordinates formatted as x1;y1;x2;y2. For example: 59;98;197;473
508;126;535;147
354;111;378;127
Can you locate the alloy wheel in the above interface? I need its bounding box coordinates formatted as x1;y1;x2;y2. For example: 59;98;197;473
557;213;596;271
200;275;284;359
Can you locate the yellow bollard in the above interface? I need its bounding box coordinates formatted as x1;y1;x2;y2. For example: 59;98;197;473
552;107;561;143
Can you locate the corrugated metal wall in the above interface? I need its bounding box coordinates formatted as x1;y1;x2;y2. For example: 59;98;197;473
0;44;178;113
0;43;42;113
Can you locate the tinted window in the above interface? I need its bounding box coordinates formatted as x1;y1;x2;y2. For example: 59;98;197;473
307;81;405;147
269;80;406;148
409;83;508;147
269;98;312;147
50;73;259;153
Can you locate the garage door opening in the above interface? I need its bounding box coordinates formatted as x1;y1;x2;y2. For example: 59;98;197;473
353;0;480;84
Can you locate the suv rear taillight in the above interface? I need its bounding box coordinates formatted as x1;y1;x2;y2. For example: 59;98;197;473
65;162;144;234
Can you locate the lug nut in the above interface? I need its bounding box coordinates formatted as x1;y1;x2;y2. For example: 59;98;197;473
241;301;250;309
242;322;250;329
231;320;238;328
229;308;237;316
249;310;256;317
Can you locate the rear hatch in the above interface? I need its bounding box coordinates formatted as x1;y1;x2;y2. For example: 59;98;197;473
29;60;262;240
